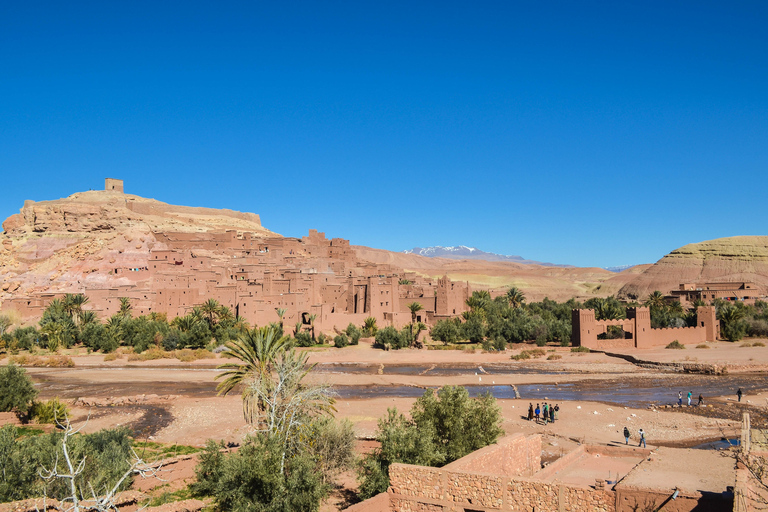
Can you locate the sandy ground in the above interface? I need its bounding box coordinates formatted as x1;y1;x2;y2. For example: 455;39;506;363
3;339;768;510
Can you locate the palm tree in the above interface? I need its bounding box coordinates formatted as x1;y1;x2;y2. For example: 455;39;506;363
294;321;303;337
215;325;290;422
407;302;424;340
78;310;98;326
118;297;132;317
63;293;89;325
363;317;377;337
308;313;318;341
200;298;222;328
276;308;287;328
172;315;198;332
217;305;234;324
466;291;491;312
506;287;526;309
644;291;666;311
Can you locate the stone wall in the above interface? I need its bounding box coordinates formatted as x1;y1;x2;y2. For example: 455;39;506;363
388;435;618;512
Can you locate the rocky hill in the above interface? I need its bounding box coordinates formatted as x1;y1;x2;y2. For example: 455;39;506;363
617;236;768;301
0;188;276;298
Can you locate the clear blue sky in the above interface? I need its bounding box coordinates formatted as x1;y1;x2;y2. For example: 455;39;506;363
2;2;766;268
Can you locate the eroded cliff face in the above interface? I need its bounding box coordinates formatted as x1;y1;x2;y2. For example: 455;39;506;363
617;236;768;300
0;190;276;298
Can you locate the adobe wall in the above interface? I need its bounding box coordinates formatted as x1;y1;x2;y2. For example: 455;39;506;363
444;433;541;477
343;491;390;512
573;306;719;350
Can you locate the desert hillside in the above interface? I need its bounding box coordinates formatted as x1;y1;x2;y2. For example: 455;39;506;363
617;236;768;301
354;245;635;301
0;189;276;297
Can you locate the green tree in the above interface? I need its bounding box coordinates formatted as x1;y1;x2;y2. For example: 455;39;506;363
118;297;132;317
63;293;89;326
192;434;327;512
719;303;748;341
430;318;460;345
358;385;503;499
644;291;666;311
308;313;318;341
200;298;222;329
363;317;378;337
215;326;290;423
506;287;526;309
407;302;424;342
0;364;38;416
275;307;287;328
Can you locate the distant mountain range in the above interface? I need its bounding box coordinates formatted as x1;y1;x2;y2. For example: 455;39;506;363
603;264;637;273
402;246;571;267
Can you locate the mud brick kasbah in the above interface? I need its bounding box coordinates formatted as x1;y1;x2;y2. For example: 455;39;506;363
1;179;471;332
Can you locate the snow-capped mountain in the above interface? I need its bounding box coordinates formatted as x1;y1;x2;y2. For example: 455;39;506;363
403;246;569;267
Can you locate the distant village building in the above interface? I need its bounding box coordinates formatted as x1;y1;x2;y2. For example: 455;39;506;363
2;226;471;332
669;282;759;305
104;178;124;193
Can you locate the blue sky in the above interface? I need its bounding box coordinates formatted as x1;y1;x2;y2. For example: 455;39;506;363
1;1;766;268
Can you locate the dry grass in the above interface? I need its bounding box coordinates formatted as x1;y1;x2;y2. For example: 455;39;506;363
741;341;766;348
103;353;119;361
547;354;562;360
695;344;710;349
8;355;75;367
126;347;215;362
512;348;546;360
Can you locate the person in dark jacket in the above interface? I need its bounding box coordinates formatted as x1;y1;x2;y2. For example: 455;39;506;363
623;426;630;445
528;403;534;421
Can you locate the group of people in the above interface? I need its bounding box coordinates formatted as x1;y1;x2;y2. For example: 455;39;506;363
528;402;559;424
623;426;646;448
677;390;704;407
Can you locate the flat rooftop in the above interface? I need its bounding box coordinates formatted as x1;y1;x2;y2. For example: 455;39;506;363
536;446;645;487
617;447;735;495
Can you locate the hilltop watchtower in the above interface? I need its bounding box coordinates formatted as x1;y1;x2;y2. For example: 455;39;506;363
105;178;124;193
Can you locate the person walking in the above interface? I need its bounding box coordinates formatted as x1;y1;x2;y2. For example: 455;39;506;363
738;388;743;402
638;428;646;448
535;404;541;423
554;404;559;422
678;391;683;406
687;391;692;406
698;394;703;406
528;403;534;421
549;404;555;424
623;426;630;445
542;403;549;424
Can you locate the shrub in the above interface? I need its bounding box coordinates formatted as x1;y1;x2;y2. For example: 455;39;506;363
345;323;362;345
753;341;766;347
294;331;313;347
375;326;406;350
29;398;69;424
0;425;134;503
358;386;502;499
429;319;461;345
665;340;685;349
547;354;562;360
103;353;118;361
317;333;328;345
333;333;349;348
192;434;328;511
571;346;590;353
511;351;530;361
695;344;710;349
0;364;38;415
493;337;507;351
